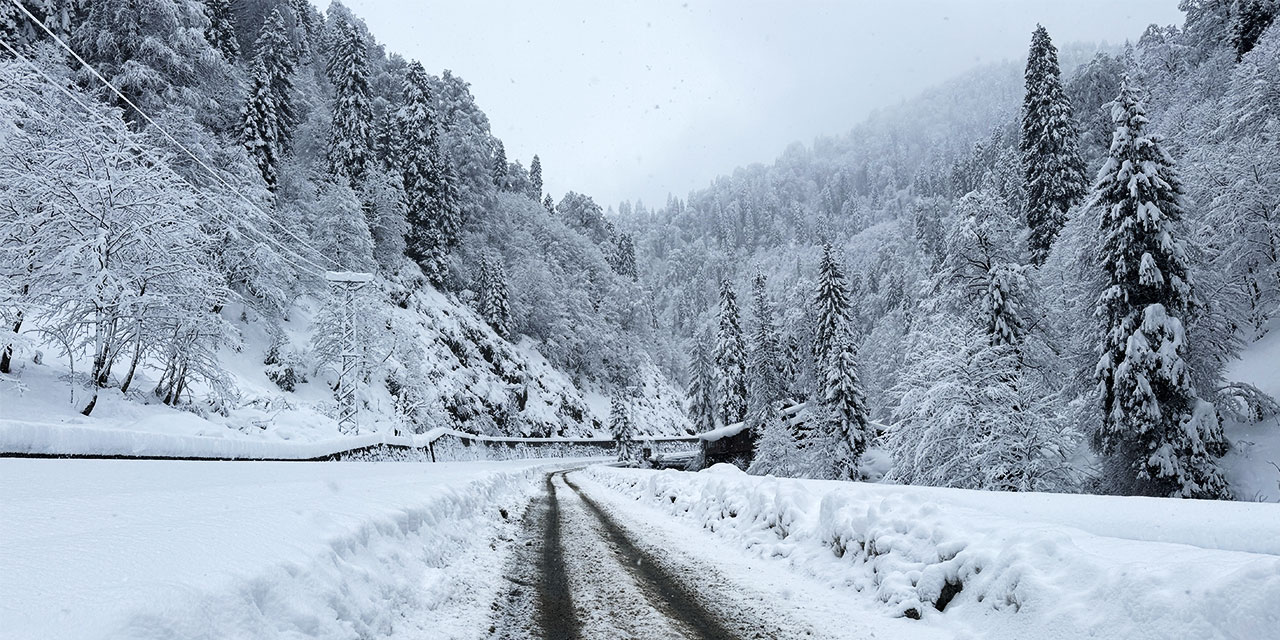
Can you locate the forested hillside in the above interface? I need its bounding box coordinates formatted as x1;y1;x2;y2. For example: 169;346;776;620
625;1;1280;500
0;0;686;441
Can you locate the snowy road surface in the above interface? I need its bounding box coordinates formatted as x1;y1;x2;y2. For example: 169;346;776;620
490;469;945;640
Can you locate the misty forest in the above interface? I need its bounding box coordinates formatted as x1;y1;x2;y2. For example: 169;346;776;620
2;2;1279;639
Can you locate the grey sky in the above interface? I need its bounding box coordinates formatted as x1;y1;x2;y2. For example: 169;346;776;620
345;1;1183;210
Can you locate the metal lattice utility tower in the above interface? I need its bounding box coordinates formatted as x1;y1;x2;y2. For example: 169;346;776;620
325;271;373;435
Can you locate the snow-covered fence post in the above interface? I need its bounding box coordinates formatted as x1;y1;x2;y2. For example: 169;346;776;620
325;271;373;435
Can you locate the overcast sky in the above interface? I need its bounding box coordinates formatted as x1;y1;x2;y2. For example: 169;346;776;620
344;0;1183;210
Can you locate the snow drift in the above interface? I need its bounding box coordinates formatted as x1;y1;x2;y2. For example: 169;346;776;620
583;466;1280;639
0;459;590;640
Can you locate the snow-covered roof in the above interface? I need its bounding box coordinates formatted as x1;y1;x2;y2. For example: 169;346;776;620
698;420;748;442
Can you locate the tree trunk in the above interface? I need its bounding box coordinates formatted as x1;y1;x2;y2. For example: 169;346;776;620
81;390;98;416
0;314;21;374
119;335;143;394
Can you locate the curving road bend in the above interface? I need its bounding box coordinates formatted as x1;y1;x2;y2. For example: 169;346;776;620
489;469;843;640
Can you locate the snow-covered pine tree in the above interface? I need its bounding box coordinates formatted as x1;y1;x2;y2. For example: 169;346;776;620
1233;0;1278;59
286;0;318;60
252;8;298;149
1093;76;1230;499
609;388;635;462
479;251;512;338
397;62;441;270
812;243;851;364
686;330;716;433
240;57;281;188
714;280;749;427
362;168;408;273
326;19;373;187
492;140;507;189
612;233;638;281
1021;24;1087;266
542;193;555;215
748;401;801;477
746;272;786;424
815;334;870;480
202;0;239;61
529;154;543;200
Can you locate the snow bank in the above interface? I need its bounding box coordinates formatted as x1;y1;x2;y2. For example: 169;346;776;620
0;458;594;640
584;467;1280;638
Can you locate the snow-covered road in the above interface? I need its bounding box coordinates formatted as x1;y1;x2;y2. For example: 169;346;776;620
490;469;945;640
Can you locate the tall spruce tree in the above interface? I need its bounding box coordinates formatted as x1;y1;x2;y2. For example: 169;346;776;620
254;9;297;143
818;335;870;480
478;252;512;338
612;233;638;281
202;0;239;61
396;61;459;283
529;154;543;199
287;0;318;60
492;140;507;189
813;244;851;364
75;0;230;124
240;9;297;188
686;331;716;433
240;56;281;187
609;388;636;462
326;20;373;187
1093;76;1230;499
747;272;786;423
542;193;555;215
1021;24;1087;265
714;280;749;427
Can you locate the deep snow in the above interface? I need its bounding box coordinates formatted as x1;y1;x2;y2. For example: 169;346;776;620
0;458;601;640
585;465;1280;640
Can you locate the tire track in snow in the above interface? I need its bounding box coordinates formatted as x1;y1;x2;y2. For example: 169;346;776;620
492;470;830;640
560;474;739;640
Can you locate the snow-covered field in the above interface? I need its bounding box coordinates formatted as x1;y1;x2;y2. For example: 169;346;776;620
585;465;1280;640
0;458;600;640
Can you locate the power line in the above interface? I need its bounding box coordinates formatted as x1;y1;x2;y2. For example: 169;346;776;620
0;36;334;280
5;0;342;276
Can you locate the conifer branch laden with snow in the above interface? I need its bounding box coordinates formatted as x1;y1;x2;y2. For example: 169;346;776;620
1021;24;1087;266
326;19;373;187
1092;76;1230;499
714;280;748;428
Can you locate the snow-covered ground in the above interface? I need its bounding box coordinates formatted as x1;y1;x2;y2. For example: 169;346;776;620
0;287;691;459
0;458;601;640
584;465;1280;639
1223;322;1280;502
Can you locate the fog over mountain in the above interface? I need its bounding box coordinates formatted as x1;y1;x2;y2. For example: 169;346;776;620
347;0;1183;207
